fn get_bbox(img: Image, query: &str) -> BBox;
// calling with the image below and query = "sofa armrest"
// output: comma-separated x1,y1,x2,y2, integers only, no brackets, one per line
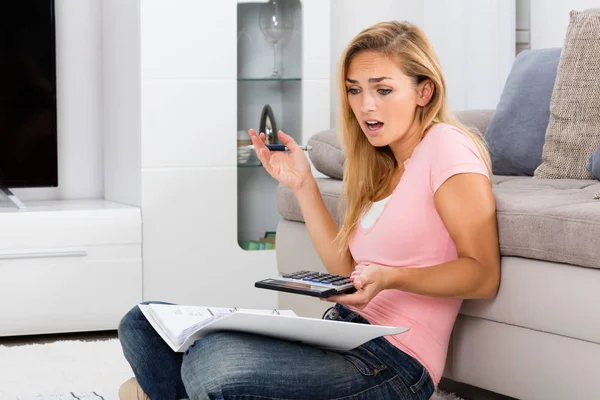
455,109,495,136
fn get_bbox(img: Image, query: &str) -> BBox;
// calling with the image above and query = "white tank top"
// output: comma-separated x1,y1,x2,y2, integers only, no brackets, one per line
360,195,392,229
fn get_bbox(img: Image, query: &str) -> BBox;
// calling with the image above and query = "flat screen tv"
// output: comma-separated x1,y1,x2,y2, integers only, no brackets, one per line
0,0,58,189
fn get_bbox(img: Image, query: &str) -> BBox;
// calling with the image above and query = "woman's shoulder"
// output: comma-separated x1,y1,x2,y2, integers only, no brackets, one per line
421,122,483,157
424,122,474,144
421,123,489,191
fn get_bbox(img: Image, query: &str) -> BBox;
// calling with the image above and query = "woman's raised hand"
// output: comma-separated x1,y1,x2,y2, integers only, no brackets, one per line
248,129,313,193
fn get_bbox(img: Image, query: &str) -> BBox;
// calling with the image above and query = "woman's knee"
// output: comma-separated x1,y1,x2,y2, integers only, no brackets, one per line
181,332,263,400
118,301,172,349
118,305,141,342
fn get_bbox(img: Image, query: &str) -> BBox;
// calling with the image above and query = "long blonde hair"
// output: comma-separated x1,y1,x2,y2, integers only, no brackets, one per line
334,21,492,253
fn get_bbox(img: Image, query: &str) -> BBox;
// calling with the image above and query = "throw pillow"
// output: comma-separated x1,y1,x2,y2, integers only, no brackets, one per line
307,128,345,180
592,146,600,199
588,145,600,181
534,10,600,179
484,48,561,176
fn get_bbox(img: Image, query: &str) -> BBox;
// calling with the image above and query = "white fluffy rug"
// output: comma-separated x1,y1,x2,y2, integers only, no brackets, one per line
0,339,132,400
0,338,462,400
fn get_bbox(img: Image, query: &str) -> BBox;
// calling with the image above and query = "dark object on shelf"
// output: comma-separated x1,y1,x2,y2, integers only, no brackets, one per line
259,104,278,144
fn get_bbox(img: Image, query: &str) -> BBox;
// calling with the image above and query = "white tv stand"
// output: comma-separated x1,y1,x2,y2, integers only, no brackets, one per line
0,188,27,210
0,199,142,336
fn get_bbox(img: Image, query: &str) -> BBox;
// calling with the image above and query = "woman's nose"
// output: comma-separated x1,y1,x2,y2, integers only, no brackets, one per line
360,94,376,113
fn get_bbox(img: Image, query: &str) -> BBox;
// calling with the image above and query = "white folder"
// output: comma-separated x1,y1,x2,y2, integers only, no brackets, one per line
139,304,408,353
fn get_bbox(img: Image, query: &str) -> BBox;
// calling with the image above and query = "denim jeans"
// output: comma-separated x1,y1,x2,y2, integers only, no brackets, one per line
118,301,434,400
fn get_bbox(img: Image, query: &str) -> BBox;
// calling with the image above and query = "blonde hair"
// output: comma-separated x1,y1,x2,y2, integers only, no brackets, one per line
334,20,492,253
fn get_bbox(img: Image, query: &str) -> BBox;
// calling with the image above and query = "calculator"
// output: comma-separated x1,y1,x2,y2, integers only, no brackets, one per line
255,270,357,298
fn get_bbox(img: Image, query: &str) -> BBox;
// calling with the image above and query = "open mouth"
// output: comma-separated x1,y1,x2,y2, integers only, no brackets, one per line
365,120,384,134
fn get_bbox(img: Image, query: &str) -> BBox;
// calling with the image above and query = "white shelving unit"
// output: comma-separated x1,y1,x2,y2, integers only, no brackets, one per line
103,0,331,309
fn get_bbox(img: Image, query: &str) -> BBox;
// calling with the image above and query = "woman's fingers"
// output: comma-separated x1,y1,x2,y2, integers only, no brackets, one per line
248,129,268,150
248,129,266,153
277,130,299,152
248,128,259,141
353,277,365,290
250,133,271,166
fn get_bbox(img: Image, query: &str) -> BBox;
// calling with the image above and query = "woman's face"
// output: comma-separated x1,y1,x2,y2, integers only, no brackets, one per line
345,51,431,149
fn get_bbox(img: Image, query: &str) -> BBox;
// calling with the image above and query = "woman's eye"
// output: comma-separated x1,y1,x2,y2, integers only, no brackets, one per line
378,89,392,95
347,88,360,95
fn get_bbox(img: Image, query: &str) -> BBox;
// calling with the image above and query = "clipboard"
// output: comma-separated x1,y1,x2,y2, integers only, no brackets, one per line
139,304,408,353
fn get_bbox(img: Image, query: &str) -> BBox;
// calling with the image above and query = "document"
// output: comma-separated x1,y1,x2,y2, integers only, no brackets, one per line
139,303,408,353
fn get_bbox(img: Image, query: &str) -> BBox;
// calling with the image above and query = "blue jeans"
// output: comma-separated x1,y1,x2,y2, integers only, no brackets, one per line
118,301,434,400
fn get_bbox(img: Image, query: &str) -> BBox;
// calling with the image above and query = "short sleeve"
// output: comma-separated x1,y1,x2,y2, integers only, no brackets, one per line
428,125,490,193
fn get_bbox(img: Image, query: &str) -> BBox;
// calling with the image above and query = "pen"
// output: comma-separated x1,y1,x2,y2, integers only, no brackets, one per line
246,144,313,151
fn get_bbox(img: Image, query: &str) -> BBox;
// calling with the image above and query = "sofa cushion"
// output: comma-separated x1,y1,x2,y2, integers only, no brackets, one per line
307,129,345,180
455,109,495,138
589,145,600,199
493,176,600,269
534,10,600,179
276,176,600,270
484,48,561,176
588,144,600,180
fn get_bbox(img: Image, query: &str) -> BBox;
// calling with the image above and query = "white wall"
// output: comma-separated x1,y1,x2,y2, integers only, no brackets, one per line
531,0,600,49
13,0,104,202
424,0,515,111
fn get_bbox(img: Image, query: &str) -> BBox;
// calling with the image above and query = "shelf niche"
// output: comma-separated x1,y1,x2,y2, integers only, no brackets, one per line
236,0,303,250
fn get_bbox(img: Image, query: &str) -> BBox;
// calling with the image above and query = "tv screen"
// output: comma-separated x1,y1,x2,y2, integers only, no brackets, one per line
0,0,58,188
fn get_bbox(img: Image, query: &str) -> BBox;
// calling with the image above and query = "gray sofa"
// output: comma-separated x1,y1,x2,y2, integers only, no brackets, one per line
274,108,600,400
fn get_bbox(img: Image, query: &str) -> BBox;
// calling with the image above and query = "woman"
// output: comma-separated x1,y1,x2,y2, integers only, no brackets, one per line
118,20,500,400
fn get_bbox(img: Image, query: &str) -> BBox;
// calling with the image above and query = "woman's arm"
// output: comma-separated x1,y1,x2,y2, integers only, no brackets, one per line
384,172,500,299
248,129,354,277
325,173,500,307
294,179,355,277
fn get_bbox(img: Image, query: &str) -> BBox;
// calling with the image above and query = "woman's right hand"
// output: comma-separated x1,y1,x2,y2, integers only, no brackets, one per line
248,129,314,194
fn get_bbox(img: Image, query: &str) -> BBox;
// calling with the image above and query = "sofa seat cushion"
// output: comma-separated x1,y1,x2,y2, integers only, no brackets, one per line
460,257,600,345
277,175,600,270
493,175,600,270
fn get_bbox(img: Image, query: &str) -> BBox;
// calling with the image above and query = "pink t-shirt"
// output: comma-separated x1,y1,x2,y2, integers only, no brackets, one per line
347,123,489,385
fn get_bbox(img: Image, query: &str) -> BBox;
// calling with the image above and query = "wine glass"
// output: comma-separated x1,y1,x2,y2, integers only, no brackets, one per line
259,0,294,78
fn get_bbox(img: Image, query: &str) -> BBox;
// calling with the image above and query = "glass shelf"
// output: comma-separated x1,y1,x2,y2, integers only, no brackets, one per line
237,77,301,82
